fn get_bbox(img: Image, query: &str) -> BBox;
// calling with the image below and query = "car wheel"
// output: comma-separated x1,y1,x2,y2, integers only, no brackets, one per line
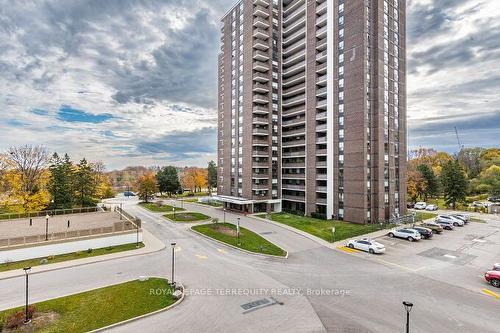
348,243,354,249
369,248,375,254
491,279,500,288
453,222,458,226
408,237,414,242
388,233,394,238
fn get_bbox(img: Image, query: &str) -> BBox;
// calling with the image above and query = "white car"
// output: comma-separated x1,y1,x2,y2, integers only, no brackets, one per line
388,228,422,242
451,214,469,224
436,214,464,226
346,238,386,254
425,204,438,211
414,202,427,210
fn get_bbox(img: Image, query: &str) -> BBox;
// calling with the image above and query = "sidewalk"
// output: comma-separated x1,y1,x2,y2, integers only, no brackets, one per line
0,229,165,280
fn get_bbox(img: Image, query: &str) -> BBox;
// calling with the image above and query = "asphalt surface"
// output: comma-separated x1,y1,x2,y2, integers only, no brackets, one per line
1,199,499,333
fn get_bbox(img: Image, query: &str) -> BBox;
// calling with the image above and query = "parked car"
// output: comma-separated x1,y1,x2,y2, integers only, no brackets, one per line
388,228,422,242
419,222,444,234
470,201,486,208
425,204,438,211
485,270,500,288
124,191,136,197
436,214,464,227
493,263,500,271
487,196,500,203
346,238,386,254
407,202,415,209
412,226,433,239
414,202,427,210
434,219,455,230
451,214,469,224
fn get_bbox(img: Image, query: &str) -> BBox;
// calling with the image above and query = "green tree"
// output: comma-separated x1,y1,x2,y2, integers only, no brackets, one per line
136,173,158,202
156,166,180,196
417,164,439,200
440,160,468,210
457,147,484,178
207,161,217,194
475,165,500,196
73,158,97,207
48,153,74,209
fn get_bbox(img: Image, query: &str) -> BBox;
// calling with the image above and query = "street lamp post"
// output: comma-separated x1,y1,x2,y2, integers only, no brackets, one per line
236,217,240,246
403,301,413,333
223,208,226,223
45,214,50,241
171,242,176,286
23,267,31,324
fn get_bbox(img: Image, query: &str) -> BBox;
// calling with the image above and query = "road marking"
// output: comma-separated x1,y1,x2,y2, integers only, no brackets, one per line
443,254,457,259
472,239,486,243
375,259,425,273
482,289,500,299
336,246,360,253
217,248,227,254
195,254,208,260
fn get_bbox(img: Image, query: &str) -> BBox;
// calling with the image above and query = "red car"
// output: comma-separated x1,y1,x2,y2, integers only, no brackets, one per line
485,269,500,288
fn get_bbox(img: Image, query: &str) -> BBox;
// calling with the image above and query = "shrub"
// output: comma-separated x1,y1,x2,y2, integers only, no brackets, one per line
4,305,36,329
86,248,93,253
311,212,327,220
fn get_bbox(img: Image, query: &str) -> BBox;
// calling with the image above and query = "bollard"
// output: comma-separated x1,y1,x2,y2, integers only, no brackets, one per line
29,218,32,226
67,220,70,228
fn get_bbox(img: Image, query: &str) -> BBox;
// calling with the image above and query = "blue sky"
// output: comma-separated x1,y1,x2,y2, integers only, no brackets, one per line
0,0,499,169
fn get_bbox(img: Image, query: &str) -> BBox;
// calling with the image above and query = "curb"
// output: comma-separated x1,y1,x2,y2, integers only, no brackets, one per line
189,226,288,259
0,233,166,281
162,214,213,224
89,278,185,333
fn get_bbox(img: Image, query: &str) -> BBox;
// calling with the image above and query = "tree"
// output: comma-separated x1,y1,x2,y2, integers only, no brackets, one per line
457,147,484,178
48,153,74,209
136,173,158,202
7,145,49,193
207,161,217,194
440,160,468,210
73,158,97,207
472,165,500,196
157,166,181,196
417,164,439,200
407,170,427,203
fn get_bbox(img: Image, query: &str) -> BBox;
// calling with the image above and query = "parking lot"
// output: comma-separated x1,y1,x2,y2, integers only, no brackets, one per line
340,212,500,299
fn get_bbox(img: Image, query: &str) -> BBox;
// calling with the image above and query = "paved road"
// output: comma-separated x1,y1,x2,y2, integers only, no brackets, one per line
1,199,499,332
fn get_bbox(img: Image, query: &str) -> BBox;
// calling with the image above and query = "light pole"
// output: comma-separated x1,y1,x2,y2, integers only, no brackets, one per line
223,208,226,223
45,214,49,241
171,242,176,286
403,301,413,333
23,267,31,324
236,217,240,246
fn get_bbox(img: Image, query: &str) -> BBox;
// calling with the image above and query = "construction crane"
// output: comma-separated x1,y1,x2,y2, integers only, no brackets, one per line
454,127,464,152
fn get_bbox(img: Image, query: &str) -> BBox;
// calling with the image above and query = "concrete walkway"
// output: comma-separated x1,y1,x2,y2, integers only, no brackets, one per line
0,229,165,280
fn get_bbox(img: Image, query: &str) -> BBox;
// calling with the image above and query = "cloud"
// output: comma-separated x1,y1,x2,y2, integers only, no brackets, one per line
57,105,114,123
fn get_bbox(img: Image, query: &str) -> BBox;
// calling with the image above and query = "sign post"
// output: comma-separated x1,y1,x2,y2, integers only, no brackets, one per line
332,227,336,243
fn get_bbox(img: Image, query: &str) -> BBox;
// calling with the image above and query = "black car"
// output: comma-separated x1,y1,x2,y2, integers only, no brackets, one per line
412,227,433,239
488,196,500,203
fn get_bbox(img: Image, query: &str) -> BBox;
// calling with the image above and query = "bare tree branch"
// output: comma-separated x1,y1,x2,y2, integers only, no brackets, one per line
7,145,49,193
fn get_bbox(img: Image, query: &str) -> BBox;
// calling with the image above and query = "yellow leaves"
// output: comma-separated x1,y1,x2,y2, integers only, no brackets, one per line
181,167,207,192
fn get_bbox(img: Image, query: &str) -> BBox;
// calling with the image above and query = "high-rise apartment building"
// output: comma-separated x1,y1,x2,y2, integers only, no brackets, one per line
217,0,406,224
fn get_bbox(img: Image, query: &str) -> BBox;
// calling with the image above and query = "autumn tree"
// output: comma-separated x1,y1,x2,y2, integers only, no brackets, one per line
471,165,500,196
457,147,484,178
407,170,427,203
181,167,208,193
440,160,468,210
136,173,158,202
7,145,49,193
417,164,439,200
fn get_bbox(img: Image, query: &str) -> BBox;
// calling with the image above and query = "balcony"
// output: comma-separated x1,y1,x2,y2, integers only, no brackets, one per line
316,124,327,132
282,127,306,137
253,50,269,62
282,116,305,126
316,136,327,144
252,150,269,157
316,37,327,51
282,161,305,168
316,12,327,27
283,26,306,46
282,150,306,157
316,173,327,180
252,183,269,190
316,197,327,204
316,149,328,155
316,74,327,86
253,60,269,72
253,116,269,124
316,111,327,120
282,104,305,116
316,62,327,75
283,139,306,147
252,138,269,146
253,27,269,40
316,1,327,15
252,161,269,167
252,173,269,179
253,17,269,29
253,82,269,93
252,127,269,135
282,94,306,108
316,160,327,167
316,50,327,63
282,184,306,191
282,194,305,202
253,106,269,114
284,0,305,16
253,94,269,104
253,40,269,51
283,16,305,36
316,186,327,192
283,61,306,77
253,72,269,83
316,87,327,97
283,83,305,97
316,98,327,109
254,5,269,18
282,71,306,88
282,173,306,179
316,25,327,38
254,0,269,7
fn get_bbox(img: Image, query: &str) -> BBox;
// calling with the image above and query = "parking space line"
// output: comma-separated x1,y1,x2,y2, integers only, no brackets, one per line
376,258,425,272
196,254,208,260
482,289,500,299
336,246,360,253
217,248,227,254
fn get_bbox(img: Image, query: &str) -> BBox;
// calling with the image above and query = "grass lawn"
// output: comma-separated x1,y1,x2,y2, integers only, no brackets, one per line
192,223,286,257
140,202,185,213
163,212,210,222
0,278,175,333
0,243,144,273
470,217,486,223
257,213,388,243
414,212,438,221
183,198,223,207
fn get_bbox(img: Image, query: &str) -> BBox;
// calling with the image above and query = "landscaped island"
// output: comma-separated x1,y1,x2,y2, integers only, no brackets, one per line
0,243,144,273
192,223,286,257
256,213,386,243
140,202,185,213
0,278,176,332
163,212,210,222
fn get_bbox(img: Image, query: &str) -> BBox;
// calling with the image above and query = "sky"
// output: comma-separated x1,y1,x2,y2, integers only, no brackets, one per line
0,0,499,170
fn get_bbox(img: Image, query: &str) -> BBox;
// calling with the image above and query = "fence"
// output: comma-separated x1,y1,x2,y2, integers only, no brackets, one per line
0,206,104,221
115,206,141,229
0,220,137,248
